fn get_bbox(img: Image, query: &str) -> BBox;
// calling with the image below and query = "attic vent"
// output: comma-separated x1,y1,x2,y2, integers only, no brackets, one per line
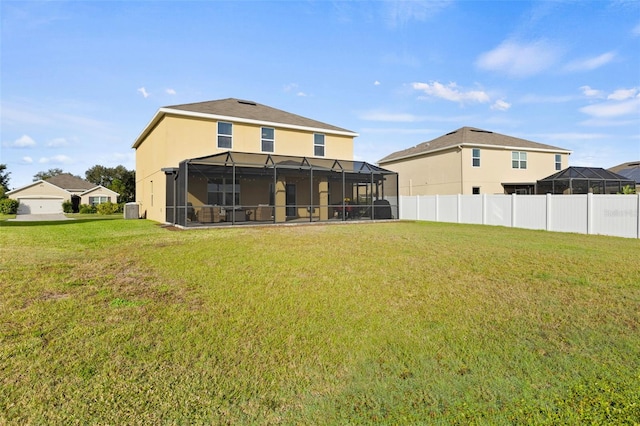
470,129,493,134
445,131,457,136
237,100,257,106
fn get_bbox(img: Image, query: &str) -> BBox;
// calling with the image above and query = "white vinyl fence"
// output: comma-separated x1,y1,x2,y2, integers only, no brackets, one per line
399,194,640,239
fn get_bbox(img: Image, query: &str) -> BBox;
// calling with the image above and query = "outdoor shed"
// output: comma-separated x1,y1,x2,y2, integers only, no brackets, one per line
536,166,635,194
164,151,398,227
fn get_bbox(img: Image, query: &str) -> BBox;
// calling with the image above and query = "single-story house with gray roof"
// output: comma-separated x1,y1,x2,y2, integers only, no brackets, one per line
7,173,119,214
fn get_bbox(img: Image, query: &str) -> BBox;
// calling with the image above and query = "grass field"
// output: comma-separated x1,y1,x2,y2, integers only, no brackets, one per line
1,217,639,424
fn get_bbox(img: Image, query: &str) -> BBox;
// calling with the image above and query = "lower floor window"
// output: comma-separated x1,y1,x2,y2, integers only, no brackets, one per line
89,196,110,205
208,178,240,205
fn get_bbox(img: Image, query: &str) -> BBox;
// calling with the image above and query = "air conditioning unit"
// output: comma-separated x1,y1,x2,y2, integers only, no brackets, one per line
124,202,139,219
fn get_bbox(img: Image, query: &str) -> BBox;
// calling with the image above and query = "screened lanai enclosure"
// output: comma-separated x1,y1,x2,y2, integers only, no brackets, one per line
536,166,635,195
163,152,399,227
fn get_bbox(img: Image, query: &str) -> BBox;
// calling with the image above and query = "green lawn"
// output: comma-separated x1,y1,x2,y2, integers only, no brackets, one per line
1,218,639,424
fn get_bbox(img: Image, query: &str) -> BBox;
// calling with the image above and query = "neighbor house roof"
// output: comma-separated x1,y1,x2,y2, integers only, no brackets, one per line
132,98,358,149
378,127,571,164
608,161,640,183
46,173,95,191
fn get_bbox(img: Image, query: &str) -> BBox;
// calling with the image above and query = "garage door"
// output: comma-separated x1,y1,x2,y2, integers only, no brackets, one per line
17,198,64,214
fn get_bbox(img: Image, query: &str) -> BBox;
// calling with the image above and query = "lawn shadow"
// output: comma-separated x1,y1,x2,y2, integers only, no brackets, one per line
0,216,125,227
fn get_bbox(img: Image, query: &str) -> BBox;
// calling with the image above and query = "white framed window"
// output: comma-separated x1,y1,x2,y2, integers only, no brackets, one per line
555,154,562,171
218,122,232,149
89,196,110,206
472,148,480,167
512,151,527,169
261,127,274,153
314,133,325,157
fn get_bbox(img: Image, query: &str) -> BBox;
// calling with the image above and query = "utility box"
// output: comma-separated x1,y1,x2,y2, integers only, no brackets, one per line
124,202,139,219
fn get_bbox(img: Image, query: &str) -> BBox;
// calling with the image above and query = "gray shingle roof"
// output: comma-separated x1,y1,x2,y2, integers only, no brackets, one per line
46,174,94,191
608,161,640,183
165,98,355,134
378,127,570,164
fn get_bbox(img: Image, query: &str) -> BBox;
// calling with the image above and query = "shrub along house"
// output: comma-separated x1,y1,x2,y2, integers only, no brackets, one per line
132,98,398,227
378,127,571,195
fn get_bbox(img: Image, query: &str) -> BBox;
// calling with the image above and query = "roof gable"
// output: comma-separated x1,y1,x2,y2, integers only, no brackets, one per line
133,98,358,149
6,179,71,196
378,127,571,164
46,173,95,191
81,185,120,197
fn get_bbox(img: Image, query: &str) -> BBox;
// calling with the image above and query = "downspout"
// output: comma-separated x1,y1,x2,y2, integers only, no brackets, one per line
459,145,464,194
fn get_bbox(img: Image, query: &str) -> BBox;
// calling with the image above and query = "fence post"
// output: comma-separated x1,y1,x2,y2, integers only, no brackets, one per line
511,193,517,228
637,193,640,239
457,194,461,223
546,193,552,232
435,194,439,222
482,194,487,225
416,195,420,221
587,193,593,235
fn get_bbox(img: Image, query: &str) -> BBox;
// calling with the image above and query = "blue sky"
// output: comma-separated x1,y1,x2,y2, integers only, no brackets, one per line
2,0,639,189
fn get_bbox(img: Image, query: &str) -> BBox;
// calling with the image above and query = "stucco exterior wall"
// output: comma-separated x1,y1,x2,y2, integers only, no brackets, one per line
381,148,463,196
135,114,355,223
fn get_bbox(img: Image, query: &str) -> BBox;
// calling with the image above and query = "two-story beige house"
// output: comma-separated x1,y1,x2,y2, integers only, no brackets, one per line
133,98,398,226
378,127,571,196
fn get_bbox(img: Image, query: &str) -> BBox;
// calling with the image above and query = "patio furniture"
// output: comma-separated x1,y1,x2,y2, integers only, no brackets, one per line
255,204,272,221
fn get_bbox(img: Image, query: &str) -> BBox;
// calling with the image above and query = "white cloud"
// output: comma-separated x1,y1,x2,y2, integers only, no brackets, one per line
580,98,640,118
580,85,604,98
374,81,381,86
39,154,72,164
476,39,561,78
284,83,298,92
411,81,490,104
607,87,638,101
564,51,616,72
633,22,640,36
491,99,511,111
22,156,33,164
5,134,36,148
296,92,308,97
46,137,69,147
137,87,150,98
166,88,176,95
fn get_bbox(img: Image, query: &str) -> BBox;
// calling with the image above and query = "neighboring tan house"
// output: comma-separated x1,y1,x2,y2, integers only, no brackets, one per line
7,173,119,214
378,127,571,196
608,161,640,192
132,98,398,226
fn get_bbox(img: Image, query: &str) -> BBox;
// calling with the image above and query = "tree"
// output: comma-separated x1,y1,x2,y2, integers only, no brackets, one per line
0,164,10,199
33,168,65,181
85,164,135,203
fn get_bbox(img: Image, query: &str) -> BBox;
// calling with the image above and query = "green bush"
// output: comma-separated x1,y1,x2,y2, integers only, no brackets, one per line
96,201,117,215
0,198,19,214
79,204,97,214
62,200,73,213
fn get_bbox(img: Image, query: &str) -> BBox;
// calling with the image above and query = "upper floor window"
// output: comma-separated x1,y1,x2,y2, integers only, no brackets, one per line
512,151,527,169
261,127,274,153
314,133,325,157
218,122,232,149
555,154,562,171
472,148,480,167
